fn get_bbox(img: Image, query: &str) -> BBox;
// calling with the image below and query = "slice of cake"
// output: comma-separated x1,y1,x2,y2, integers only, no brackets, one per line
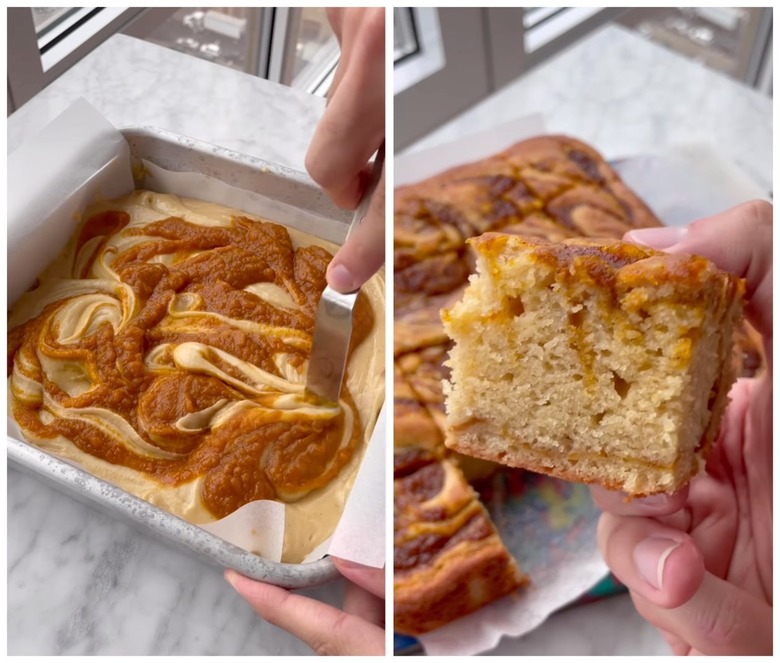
394,456,528,635
442,234,744,496
393,364,527,635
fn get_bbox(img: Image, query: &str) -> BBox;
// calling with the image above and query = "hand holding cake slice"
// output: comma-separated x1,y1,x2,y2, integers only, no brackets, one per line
442,233,745,496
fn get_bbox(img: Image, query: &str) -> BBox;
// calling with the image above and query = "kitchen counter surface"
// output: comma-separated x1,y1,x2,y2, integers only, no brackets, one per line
8,34,346,656
405,24,772,195
400,24,771,656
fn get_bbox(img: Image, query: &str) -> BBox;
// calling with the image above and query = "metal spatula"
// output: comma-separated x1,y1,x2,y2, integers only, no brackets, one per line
305,145,384,404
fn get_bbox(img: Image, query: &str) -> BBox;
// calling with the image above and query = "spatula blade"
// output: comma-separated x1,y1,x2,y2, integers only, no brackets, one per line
306,286,359,403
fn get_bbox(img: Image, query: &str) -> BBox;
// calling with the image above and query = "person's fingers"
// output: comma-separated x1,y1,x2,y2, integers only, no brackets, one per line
326,58,347,107
333,557,386,599
631,575,773,655
305,9,384,209
327,168,385,293
324,9,353,105
342,579,385,627
597,512,705,608
326,7,345,43
225,570,385,655
324,166,369,212
590,484,689,518
624,200,772,343
599,512,773,654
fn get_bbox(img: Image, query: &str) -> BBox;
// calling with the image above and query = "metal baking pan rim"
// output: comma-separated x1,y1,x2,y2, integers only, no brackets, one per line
7,125,363,588
8,436,339,588
122,125,313,184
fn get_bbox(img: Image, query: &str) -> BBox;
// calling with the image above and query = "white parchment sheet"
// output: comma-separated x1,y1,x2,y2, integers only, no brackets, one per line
7,99,385,570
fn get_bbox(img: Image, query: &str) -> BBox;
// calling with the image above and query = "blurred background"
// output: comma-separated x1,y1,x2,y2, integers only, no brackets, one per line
395,7,773,148
8,7,339,114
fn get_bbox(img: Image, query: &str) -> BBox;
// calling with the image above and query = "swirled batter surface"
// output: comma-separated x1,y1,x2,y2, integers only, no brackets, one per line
8,191,384,560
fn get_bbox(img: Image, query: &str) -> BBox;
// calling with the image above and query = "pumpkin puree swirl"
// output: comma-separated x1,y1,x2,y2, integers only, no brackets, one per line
8,191,377,521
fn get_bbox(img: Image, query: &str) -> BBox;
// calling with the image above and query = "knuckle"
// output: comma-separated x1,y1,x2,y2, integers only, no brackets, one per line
744,199,773,233
305,150,340,191
311,640,341,657
256,590,292,630
745,198,772,218
310,612,351,656
695,592,742,647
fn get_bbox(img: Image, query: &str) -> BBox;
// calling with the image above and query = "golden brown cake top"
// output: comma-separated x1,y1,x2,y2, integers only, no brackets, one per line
393,135,663,317
468,233,744,305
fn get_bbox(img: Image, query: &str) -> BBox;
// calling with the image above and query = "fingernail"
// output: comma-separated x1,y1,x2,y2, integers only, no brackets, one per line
634,537,682,590
224,569,240,589
626,227,688,249
328,263,357,293
332,556,354,567
332,556,366,571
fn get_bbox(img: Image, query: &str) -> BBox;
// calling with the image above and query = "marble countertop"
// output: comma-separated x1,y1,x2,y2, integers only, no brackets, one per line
8,34,342,657
405,24,772,195
400,24,771,657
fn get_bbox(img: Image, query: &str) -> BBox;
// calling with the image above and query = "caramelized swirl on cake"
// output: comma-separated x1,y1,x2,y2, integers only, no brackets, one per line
9,191,375,520
394,136,661,313
394,456,526,635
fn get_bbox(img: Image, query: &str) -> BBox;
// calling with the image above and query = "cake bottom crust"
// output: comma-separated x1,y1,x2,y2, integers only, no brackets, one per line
447,421,704,496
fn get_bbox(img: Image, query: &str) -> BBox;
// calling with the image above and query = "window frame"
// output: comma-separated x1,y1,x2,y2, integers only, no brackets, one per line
7,7,179,112
266,7,339,95
394,7,625,151
8,7,344,113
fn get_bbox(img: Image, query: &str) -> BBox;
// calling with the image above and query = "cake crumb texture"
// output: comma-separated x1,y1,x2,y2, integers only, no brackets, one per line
443,234,744,495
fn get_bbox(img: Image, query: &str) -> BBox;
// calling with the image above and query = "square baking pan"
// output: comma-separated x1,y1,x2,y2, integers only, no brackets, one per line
7,126,366,589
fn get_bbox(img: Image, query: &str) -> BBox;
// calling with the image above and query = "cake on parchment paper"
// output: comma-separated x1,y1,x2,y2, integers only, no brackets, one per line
393,135,759,636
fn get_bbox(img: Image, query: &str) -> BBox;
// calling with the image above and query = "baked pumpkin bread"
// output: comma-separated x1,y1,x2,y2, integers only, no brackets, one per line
393,135,760,634
394,453,527,636
442,234,744,495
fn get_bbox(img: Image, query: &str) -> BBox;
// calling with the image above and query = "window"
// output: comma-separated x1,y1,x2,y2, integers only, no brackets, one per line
8,7,340,114
144,8,264,74
32,7,79,35
393,7,445,96
394,8,419,64
140,6,337,92
522,7,606,53
8,7,161,110
617,7,773,90
394,8,624,150
270,7,339,95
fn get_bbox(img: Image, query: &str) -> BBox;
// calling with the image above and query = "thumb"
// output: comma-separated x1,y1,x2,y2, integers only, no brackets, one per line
327,169,385,293
632,573,773,655
598,513,772,655
333,557,385,598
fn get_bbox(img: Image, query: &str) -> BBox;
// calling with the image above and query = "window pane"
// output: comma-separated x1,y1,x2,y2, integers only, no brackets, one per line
394,8,419,63
287,8,338,92
617,7,764,80
32,7,79,37
144,8,263,74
